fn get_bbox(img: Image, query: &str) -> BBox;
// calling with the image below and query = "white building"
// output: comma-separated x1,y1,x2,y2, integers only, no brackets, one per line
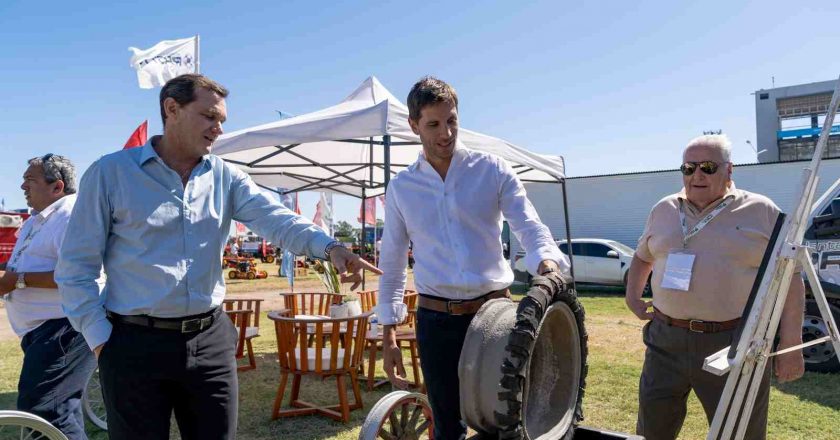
511,158,840,260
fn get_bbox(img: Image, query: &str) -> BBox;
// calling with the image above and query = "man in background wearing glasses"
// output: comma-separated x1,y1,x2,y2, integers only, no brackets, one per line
0,154,96,440
624,134,805,440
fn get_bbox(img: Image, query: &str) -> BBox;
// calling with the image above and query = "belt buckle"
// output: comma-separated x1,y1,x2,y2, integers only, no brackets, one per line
181,315,213,333
688,319,706,333
447,300,465,315
181,318,198,333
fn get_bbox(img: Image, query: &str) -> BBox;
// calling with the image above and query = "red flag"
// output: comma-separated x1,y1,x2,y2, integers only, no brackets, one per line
358,198,376,225
235,221,246,234
123,120,148,149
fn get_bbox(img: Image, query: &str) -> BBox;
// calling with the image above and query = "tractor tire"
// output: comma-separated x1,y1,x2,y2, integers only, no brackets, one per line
265,255,275,264
499,275,587,440
246,271,256,280
228,270,238,279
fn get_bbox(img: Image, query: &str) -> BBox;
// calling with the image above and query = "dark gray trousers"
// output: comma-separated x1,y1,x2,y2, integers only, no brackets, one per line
637,319,770,440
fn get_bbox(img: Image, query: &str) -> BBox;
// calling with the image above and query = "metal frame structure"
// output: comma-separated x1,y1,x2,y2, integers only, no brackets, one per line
703,75,840,440
223,135,577,288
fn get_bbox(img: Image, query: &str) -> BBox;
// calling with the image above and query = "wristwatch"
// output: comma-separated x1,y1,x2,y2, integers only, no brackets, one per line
324,241,343,260
15,273,26,290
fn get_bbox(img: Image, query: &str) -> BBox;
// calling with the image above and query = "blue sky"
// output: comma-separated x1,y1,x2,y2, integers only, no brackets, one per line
1,1,839,225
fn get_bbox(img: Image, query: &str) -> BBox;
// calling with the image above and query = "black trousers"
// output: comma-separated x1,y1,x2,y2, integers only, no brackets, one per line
416,307,475,440
18,318,96,440
98,309,240,440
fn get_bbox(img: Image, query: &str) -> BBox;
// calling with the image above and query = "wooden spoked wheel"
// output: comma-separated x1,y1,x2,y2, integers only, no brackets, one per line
358,391,434,440
0,410,69,440
82,368,108,431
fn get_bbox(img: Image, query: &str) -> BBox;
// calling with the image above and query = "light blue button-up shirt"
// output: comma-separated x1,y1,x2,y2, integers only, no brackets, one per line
56,138,334,349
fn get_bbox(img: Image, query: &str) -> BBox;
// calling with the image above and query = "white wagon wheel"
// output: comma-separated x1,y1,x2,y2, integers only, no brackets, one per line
359,390,434,440
0,410,69,440
82,368,108,431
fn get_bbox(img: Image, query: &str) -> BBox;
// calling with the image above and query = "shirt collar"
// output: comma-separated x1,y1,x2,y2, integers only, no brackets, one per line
35,194,75,221
412,139,468,173
139,135,210,168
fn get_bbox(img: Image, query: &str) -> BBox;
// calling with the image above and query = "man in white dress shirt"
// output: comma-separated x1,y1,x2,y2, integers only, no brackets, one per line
0,154,96,440
377,77,570,439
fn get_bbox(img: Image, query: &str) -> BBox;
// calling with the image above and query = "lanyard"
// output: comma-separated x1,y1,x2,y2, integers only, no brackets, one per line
7,218,43,272
678,196,733,248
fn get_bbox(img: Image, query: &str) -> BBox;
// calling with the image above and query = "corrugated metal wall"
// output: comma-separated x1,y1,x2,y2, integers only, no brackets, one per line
510,159,840,261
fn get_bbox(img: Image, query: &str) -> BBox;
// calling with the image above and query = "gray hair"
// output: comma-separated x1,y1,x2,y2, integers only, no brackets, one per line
684,134,732,163
28,154,77,195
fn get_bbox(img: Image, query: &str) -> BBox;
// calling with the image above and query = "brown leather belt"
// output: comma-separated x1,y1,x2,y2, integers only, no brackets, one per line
654,308,740,334
418,289,511,316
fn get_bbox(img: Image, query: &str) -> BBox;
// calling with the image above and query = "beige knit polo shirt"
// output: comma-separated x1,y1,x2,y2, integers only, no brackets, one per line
635,182,791,321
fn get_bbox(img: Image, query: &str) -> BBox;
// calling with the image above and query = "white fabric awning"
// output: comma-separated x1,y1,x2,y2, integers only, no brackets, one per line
213,77,565,198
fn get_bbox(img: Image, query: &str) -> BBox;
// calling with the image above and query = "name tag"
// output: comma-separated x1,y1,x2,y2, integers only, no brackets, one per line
661,252,695,291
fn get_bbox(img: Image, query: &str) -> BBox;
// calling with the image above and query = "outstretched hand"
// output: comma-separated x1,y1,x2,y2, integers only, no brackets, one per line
329,246,383,290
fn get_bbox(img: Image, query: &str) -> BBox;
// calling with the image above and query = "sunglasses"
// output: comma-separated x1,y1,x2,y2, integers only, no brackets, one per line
680,161,724,176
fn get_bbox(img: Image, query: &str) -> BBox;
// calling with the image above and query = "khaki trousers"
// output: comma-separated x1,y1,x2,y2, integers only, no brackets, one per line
637,319,770,440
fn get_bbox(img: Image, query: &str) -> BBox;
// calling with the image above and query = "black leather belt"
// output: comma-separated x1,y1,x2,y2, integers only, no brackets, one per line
107,307,220,333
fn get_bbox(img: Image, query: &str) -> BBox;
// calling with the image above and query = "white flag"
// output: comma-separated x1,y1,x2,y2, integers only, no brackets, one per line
128,37,197,89
313,192,334,236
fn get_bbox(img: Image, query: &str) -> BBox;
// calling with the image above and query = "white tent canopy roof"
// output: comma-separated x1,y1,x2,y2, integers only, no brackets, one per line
213,76,565,198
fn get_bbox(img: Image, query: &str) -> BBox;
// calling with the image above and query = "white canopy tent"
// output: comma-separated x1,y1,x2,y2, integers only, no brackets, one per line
213,76,566,199
212,76,576,281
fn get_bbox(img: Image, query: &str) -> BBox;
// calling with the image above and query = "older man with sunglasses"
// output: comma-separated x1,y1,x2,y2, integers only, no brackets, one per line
625,134,805,440
0,154,96,440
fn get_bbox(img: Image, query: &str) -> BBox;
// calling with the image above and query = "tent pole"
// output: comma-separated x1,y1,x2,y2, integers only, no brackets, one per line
361,188,367,290
561,179,576,289
383,135,391,190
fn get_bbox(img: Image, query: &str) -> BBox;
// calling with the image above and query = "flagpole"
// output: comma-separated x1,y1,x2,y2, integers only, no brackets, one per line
194,34,200,74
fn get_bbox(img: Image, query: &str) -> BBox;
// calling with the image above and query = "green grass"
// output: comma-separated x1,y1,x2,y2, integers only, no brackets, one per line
1,294,838,439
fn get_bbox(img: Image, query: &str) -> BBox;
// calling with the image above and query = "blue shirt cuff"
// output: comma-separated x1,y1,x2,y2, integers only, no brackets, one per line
83,318,113,351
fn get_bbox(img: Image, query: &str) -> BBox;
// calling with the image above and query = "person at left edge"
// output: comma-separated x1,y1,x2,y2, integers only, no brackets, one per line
0,154,96,440
56,73,381,440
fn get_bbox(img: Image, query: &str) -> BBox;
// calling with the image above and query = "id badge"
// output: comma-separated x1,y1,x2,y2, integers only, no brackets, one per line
661,250,695,291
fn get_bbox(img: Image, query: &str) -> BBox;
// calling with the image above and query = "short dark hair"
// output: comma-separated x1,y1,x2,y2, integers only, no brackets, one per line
159,74,229,127
407,76,458,121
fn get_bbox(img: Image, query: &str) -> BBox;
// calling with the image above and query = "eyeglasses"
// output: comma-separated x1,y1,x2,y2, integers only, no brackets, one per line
680,161,724,176
41,153,55,163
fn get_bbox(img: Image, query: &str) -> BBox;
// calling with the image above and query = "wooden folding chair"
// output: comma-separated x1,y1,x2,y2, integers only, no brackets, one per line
269,311,372,423
223,298,264,371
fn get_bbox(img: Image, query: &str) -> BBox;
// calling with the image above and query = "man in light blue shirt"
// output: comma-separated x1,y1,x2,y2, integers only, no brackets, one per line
56,73,379,440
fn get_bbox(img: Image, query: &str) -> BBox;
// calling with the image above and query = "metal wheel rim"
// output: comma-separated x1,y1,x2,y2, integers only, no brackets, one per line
802,314,835,363
0,410,69,440
358,391,434,440
82,368,108,431
522,302,581,440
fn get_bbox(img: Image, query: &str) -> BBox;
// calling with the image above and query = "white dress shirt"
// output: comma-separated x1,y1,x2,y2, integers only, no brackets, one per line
376,143,569,325
4,195,75,337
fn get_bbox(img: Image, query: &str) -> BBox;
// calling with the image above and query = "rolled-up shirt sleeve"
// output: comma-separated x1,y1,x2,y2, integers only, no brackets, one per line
497,158,570,276
229,167,334,259
56,161,113,350
635,207,656,263
376,188,408,325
